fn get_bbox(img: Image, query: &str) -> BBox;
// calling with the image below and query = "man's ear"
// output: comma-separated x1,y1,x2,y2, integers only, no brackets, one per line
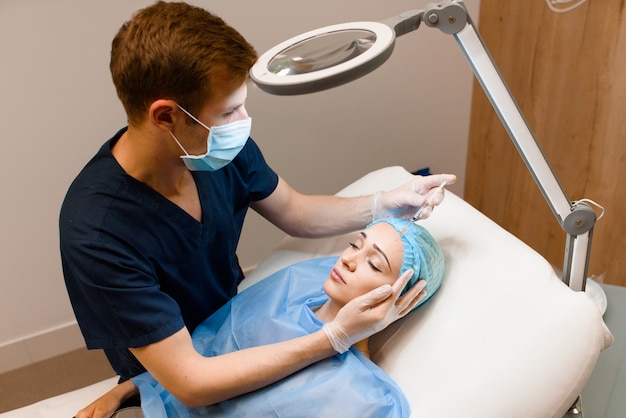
149,100,178,131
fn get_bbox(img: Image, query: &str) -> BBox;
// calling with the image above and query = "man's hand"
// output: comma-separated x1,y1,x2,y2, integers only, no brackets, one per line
371,173,457,221
323,270,427,353
74,380,138,418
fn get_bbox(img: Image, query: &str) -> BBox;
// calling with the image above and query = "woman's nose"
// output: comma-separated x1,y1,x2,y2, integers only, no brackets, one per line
340,253,357,272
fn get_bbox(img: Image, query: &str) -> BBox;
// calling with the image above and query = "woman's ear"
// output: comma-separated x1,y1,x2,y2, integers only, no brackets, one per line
149,100,177,132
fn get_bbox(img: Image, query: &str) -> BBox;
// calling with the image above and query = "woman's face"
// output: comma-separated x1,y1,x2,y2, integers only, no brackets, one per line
324,222,404,307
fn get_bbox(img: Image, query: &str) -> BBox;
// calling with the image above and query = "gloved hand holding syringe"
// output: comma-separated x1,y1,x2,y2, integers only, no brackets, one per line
371,174,456,221
411,180,447,222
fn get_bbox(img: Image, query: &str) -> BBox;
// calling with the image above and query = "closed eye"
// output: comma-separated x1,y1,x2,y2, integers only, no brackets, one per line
349,242,358,249
368,260,382,272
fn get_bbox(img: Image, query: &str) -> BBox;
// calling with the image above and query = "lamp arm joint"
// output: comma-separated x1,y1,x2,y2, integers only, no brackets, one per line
562,203,597,236
423,0,469,34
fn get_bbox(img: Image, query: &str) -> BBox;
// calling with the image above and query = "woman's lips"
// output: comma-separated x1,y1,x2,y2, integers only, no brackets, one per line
331,267,346,284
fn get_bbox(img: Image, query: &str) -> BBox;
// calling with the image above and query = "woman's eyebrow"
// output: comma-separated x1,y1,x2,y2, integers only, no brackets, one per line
361,232,391,270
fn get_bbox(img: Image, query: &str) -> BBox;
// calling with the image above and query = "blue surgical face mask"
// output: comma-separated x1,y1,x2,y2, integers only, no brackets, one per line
169,104,251,171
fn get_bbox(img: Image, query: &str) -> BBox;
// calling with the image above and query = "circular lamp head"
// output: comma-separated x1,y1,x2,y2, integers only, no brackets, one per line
251,21,395,95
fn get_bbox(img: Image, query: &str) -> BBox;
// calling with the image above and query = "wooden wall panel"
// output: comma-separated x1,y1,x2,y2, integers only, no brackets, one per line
465,0,626,286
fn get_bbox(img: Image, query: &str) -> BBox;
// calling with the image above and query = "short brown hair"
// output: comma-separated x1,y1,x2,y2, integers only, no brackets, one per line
110,1,257,126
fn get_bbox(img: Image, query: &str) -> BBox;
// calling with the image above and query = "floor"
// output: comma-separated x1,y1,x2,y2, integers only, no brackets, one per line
0,348,116,413
578,284,626,418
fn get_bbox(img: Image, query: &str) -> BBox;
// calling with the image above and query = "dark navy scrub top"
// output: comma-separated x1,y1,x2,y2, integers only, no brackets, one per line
59,127,279,380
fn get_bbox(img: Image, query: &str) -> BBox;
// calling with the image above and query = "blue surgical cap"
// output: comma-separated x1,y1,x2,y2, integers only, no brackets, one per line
367,217,445,309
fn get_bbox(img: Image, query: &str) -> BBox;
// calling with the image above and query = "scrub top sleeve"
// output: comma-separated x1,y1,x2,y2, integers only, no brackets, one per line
63,237,185,350
238,138,279,201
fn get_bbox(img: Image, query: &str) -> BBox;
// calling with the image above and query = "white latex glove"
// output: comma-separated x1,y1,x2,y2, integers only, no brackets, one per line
371,173,457,221
322,270,427,353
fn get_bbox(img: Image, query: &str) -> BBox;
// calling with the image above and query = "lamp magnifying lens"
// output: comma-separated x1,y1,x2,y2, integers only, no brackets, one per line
251,22,395,95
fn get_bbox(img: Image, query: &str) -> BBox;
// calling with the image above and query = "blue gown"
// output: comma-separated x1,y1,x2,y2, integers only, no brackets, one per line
132,257,410,417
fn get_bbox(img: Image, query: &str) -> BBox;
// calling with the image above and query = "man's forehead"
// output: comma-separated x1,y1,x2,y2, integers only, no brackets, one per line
214,83,248,107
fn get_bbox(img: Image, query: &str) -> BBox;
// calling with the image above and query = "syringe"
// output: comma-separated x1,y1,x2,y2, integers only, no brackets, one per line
411,180,447,222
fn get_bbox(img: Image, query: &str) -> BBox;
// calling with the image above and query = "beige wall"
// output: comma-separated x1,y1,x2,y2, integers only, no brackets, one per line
0,0,479,371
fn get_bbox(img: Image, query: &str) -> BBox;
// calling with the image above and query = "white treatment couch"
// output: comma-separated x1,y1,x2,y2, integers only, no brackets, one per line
2,166,612,418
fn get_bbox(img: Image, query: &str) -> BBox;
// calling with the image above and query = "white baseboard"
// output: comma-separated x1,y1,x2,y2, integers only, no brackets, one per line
0,266,262,375
0,322,86,374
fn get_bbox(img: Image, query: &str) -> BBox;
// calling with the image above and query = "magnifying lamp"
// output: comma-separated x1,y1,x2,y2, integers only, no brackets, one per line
251,0,598,292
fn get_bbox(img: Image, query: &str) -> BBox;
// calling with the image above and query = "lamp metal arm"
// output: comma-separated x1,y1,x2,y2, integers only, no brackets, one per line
424,0,574,222
419,0,597,290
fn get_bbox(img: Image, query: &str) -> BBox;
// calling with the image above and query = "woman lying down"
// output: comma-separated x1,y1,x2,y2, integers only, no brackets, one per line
133,217,445,417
